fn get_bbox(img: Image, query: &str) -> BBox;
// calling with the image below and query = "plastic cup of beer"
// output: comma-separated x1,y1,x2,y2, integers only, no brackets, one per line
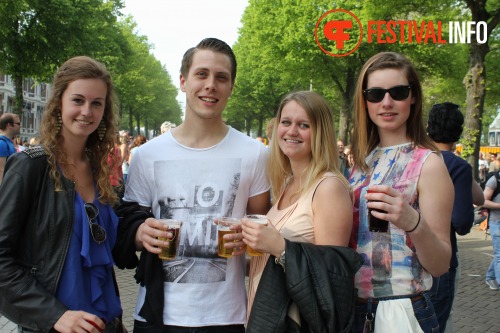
158,219,182,260
245,214,269,256
367,189,389,232
216,217,241,258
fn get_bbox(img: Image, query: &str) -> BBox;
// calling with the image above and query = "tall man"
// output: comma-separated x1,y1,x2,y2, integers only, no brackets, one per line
427,102,483,333
0,113,21,184
113,38,271,332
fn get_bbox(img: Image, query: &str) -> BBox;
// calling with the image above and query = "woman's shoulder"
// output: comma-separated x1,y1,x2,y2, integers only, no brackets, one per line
315,173,351,199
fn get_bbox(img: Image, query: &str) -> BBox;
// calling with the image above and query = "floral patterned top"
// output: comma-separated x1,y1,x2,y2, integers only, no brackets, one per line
349,142,434,298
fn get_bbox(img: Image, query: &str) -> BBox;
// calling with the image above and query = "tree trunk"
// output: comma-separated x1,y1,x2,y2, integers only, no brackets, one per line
257,115,264,137
462,0,500,180
338,111,348,144
14,75,23,116
463,58,486,180
128,107,133,135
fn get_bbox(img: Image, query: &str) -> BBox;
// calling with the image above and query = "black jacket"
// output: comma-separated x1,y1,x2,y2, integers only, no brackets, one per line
246,240,363,333
112,201,162,325
0,147,75,331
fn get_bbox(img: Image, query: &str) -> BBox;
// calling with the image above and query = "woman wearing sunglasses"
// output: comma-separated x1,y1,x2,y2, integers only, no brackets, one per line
348,52,453,333
0,56,123,333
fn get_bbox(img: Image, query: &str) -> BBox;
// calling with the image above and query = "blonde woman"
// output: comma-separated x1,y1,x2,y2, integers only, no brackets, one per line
243,91,361,332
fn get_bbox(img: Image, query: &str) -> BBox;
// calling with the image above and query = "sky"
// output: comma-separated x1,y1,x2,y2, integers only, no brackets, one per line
121,0,249,109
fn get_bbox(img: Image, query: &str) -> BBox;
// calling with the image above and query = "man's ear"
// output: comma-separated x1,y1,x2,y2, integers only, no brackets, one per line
180,74,186,92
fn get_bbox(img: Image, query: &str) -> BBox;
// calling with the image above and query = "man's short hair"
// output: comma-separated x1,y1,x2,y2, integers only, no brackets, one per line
0,113,16,131
180,38,237,83
427,102,464,144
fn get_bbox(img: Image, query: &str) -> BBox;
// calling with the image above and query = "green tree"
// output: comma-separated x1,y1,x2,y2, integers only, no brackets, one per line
460,0,500,179
231,0,471,143
0,0,124,115
114,18,181,138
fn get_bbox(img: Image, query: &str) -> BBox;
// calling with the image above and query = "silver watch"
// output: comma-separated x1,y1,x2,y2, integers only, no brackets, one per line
275,250,285,271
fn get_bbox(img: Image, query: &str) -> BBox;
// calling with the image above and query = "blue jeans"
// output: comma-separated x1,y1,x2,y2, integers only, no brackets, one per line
133,320,245,333
486,221,500,285
353,292,439,333
430,266,457,333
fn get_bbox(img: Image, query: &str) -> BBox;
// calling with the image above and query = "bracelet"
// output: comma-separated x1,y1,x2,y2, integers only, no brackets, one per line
406,211,421,233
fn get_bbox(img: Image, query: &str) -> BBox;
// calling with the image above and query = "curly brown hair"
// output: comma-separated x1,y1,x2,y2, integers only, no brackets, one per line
40,56,118,205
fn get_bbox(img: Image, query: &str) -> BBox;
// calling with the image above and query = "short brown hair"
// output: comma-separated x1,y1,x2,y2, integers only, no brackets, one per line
180,38,237,83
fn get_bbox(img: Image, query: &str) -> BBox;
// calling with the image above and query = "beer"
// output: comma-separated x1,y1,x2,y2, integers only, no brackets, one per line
218,229,236,258
216,217,240,258
158,220,182,260
245,214,268,256
367,189,389,232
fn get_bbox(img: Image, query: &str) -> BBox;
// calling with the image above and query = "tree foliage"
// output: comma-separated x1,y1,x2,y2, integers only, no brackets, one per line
230,0,498,156
113,18,181,137
0,1,181,137
0,0,125,114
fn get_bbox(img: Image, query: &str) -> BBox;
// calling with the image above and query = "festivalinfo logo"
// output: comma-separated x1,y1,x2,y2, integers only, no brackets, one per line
315,9,488,57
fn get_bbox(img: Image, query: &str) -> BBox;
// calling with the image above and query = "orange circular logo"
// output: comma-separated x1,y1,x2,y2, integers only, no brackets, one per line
315,9,363,57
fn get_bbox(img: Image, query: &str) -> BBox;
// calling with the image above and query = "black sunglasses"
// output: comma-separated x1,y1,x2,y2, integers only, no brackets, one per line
84,203,107,244
363,85,412,103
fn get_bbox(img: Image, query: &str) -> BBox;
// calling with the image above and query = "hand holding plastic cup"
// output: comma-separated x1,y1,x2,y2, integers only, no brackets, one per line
244,214,269,256
158,219,182,260
216,217,241,258
366,189,389,232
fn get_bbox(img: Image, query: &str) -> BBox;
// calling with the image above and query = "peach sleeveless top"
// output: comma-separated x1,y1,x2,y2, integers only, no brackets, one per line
247,172,351,319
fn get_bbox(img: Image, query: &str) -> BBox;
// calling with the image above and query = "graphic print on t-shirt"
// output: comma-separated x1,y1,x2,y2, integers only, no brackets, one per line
154,158,241,284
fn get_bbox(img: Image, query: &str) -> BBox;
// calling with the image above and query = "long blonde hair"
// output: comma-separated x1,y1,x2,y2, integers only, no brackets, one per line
351,52,438,172
268,91,349,201
40,56,118,205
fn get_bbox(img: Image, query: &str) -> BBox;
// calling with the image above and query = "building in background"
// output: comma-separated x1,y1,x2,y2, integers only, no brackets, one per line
488,109,500,147
0,71,50,143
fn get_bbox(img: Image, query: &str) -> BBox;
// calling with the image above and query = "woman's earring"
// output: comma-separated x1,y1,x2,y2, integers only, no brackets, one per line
56,112,62,132
97,121,106,141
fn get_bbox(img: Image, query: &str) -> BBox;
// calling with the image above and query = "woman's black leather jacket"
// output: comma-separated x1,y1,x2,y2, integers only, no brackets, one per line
0,147,75,332
246,240,364,333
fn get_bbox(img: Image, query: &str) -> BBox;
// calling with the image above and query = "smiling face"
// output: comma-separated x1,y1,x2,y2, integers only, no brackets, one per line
59,78,107,141
277,100,312,163
366,68,414,138
180,49,234,121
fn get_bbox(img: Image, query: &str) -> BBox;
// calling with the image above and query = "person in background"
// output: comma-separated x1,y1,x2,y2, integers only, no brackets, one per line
128,134,147,166
30,136,41,146
243,91,360,332
112,38,270,333
489,153,498,172
427,102,483,333
479,151,489,187
349,52,453,333
160,121,176,135
108,132,124,206
13,136,26,152
0,56,124,332
482,156,500,293
0,112,20,184
119,131,130,184
344,144,355,173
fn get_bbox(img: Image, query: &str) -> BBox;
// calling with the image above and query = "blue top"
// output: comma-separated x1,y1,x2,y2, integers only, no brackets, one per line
441,150,474,268
55,192,122,321
0,135,16,158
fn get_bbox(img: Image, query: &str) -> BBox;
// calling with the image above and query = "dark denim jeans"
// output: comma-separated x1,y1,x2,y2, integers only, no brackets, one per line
352,291,439,333
430,266,457,333
133,320,245,333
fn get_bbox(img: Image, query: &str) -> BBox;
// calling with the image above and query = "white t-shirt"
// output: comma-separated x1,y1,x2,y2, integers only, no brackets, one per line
124,127,270,326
